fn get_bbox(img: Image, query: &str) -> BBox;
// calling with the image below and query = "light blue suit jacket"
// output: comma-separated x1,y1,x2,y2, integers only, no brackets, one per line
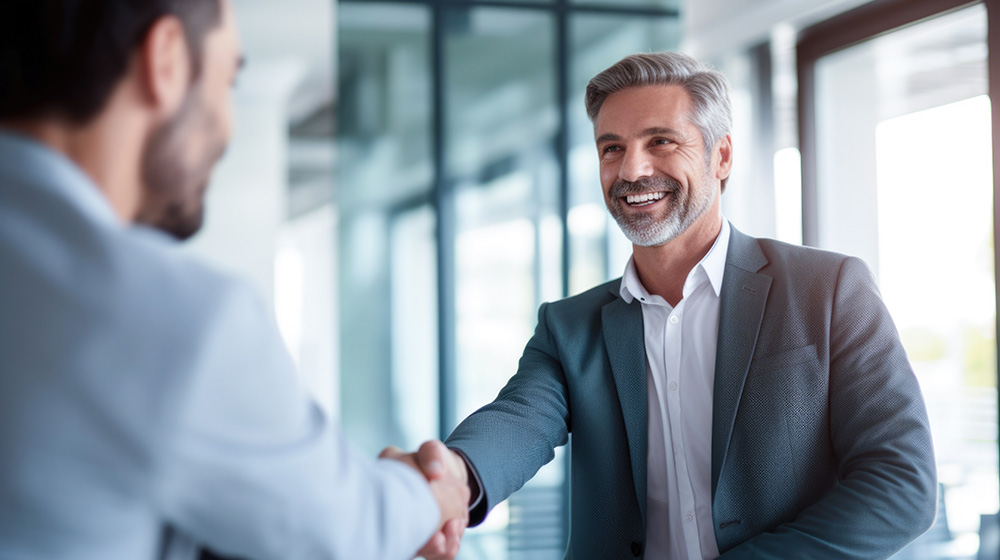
448,225,937,558
0,132,438,560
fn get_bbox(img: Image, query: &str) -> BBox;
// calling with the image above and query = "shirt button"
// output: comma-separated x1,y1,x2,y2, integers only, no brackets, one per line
669,315,679,324
668,381,678,391
686,513,694,522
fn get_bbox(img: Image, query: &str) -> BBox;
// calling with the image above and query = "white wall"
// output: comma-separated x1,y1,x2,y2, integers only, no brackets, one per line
684,0,872,59
181,0,339,412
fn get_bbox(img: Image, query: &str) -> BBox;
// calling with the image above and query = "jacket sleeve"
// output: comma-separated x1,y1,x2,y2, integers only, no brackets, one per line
445,302,571,526
718,256,937,559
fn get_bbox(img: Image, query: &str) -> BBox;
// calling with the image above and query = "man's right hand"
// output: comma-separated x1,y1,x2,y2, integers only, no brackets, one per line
379,441,470,560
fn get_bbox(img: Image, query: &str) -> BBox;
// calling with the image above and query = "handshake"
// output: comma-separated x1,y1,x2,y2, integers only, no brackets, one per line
380,441,473,560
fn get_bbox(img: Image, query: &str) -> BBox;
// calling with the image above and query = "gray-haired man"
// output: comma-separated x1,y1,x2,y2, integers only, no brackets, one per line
406,51,936,559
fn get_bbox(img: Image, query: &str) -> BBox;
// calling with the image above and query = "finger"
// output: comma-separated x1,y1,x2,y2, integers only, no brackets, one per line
416,440,449,479
379,445,404,459
442,518,465,557
416,531,446,559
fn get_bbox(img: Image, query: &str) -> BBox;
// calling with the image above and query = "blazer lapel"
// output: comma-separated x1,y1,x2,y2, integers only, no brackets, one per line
602,290,648,526
711,227,771,500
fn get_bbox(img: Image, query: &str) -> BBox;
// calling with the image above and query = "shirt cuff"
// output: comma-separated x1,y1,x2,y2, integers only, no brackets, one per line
449,447,483,512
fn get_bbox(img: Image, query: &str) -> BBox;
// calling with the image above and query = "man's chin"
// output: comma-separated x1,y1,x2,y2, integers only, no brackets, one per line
143,203,205,241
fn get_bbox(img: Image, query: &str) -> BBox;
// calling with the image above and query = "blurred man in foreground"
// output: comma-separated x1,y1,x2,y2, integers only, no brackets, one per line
407,52,937,559
0,1,467,558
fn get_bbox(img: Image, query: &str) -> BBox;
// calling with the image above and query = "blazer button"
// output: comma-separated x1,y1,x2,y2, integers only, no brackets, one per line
631,541,642,557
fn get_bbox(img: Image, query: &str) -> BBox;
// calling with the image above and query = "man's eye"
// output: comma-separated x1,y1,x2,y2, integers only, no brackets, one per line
653,138,674,145
602,145,622,154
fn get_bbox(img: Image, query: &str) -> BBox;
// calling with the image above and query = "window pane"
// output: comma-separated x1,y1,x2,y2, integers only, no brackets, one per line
444,8,564,559
814,6,996,558
445,5,560,432
337,3,436,453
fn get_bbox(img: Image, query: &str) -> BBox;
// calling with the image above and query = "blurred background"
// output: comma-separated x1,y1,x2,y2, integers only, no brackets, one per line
187,0,999,557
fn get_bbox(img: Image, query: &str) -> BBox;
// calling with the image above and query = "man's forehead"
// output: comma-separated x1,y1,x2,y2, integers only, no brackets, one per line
594,84,695,137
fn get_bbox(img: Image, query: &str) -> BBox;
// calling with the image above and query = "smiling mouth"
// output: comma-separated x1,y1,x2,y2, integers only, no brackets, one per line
624,191,667,206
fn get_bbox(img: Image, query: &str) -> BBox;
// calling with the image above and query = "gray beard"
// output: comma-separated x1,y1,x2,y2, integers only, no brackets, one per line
607,175,717,247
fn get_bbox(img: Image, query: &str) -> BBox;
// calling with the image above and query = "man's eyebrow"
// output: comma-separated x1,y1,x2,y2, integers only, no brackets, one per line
642,127,683,137
595,127,685,144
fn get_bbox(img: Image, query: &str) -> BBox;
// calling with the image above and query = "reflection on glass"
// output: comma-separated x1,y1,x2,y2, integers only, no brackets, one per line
337,3,435,453
391,206,439,450
445,5,559,439
568,15,680,293
572,0,679,11
815,5,996,558
444,8,563,559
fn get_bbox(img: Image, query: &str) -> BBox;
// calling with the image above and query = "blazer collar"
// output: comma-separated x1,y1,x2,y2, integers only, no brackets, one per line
602,294,648,527
711,226,772,498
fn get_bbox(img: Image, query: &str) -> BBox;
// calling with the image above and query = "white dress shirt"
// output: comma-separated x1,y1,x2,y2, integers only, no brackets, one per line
619,220,730,559
0,131,439,560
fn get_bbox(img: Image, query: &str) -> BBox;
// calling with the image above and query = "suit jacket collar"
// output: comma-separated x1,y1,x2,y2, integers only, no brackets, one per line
602,295,648,526
602,223,772,526
711,226,771,498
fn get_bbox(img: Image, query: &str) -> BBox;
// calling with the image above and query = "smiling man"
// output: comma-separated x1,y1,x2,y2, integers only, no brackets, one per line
409,52,938,559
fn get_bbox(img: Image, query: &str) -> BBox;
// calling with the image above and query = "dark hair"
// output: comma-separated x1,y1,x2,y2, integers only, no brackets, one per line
0,0,223,124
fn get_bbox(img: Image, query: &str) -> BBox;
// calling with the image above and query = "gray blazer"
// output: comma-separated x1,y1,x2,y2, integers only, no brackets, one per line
447,225,937,559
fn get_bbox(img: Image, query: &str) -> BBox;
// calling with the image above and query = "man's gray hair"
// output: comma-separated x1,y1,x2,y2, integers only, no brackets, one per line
585,52,733,155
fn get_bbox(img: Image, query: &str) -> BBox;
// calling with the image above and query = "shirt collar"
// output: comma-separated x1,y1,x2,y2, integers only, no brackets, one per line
619,219,731,304
0,130,121,228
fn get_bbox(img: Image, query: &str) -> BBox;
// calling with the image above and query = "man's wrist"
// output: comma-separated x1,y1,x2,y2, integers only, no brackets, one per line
449,447,483,510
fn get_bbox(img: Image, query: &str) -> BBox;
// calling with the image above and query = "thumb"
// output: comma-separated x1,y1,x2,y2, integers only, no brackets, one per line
379,445,404,459
416,440,449,480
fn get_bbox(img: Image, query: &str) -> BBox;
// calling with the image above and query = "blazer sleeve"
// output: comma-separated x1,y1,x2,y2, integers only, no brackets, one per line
155,282,439,560
445,302,572,526
718,256,937,559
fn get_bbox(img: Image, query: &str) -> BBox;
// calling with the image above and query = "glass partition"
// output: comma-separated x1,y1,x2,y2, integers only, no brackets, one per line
337,2,435,452
337,2,682,558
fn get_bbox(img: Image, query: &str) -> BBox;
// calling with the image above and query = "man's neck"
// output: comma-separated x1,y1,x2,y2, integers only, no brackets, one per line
1,109,146,225
632,211,723,307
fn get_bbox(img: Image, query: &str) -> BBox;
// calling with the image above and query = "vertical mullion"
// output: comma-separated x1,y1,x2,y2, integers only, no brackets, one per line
432,2,457,439
555,0,573,552
987,0,1000,513
557,2,571,301
796,49,819,247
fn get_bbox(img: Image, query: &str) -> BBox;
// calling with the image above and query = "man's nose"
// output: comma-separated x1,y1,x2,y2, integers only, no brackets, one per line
619,149,654,183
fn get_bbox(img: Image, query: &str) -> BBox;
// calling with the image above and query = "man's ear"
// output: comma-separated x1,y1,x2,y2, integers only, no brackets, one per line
714,134,733,182
136,15,192,116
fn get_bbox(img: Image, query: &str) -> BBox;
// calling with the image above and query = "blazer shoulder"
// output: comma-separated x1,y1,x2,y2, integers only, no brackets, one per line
549,277,621,311
539,278,624,328
755,237,858,276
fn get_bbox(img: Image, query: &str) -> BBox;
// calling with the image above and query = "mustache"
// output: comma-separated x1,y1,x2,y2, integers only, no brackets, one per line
609,176,682,199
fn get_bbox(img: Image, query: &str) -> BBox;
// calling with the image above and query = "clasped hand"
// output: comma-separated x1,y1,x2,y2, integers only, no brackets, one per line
380,441,470,560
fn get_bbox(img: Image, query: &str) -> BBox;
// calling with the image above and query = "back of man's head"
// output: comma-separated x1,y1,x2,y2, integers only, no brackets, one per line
0,0,223,125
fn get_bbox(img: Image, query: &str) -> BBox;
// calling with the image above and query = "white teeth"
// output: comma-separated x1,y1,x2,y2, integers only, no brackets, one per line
626,191,666,204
